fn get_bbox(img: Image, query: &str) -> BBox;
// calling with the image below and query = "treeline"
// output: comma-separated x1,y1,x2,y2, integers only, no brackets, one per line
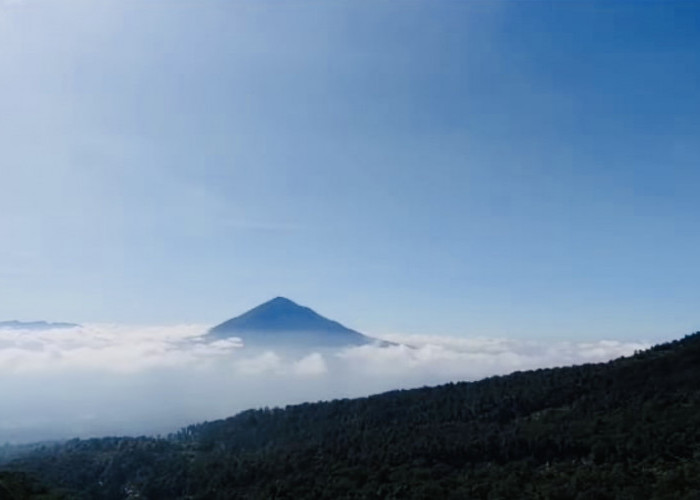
2,332,700,499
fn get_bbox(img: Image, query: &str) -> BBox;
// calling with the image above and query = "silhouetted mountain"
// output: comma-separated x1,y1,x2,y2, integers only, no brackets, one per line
0,321,80,331
4,331,700,498
206,297,380,348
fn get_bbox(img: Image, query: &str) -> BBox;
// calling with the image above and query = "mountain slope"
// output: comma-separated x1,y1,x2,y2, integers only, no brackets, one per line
206,297,374,347
0,321,79,330
4,332,700,498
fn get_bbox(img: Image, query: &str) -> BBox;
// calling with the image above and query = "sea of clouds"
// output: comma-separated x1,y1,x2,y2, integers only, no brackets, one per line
0,324,649,443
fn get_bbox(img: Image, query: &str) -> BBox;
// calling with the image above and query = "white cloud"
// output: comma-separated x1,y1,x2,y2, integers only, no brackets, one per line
0,324,208,374
234,351,284,375
337,334,649,382
0,324,649,443
293,352,328,376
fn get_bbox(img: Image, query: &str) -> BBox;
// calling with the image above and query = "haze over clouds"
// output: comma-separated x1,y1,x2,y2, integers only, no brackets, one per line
0,324,648,444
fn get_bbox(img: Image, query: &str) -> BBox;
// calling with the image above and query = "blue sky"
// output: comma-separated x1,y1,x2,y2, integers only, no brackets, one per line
1,1,699,341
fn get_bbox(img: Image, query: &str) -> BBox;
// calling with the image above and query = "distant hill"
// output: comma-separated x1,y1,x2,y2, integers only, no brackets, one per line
206,297,380,348
4,331,700,498
0,321,80,331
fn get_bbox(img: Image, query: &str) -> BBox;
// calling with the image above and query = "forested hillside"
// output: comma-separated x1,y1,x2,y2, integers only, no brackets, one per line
2,332,700,499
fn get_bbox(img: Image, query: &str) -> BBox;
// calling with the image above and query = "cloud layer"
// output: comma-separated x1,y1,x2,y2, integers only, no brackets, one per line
0,324,649,443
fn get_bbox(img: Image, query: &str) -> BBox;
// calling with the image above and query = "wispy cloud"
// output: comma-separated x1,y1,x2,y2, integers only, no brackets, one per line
0,324,648,443
334,334,649,395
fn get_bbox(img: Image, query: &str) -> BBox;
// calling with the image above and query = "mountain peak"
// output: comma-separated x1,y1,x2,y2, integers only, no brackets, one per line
259,296,304,311
206,298,373,348
268,296,296,305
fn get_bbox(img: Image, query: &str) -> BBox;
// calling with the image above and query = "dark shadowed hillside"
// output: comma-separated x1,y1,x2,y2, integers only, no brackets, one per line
3,332,700,499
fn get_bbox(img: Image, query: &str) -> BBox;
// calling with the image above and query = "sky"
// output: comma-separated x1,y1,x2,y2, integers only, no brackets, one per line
1,0,699,342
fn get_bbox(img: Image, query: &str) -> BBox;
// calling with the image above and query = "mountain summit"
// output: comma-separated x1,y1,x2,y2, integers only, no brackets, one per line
206,297,376,348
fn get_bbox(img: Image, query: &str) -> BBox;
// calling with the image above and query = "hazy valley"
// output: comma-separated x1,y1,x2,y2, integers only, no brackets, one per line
0,298,646,445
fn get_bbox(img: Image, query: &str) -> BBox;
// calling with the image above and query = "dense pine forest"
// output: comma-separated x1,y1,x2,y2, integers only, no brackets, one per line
2,332,700,499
